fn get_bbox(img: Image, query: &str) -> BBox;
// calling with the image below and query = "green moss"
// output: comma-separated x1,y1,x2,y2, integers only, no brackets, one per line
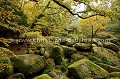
10,54,45,75
97,63,120,72
0,38,9,47
91,47,120,66
62,46,76,58
70,54,87,64
74,43,91,52
0,47,15,57
102,42,119,52
110,72,120,78
59,58,68,72
48,45,64,65
8,73,25,79
0,57,13,77
68,59,109,79
43,65,54,74
21,32,42,38
33,74,52,79
65,41,75,47
84,78,94,79
108,77,120,79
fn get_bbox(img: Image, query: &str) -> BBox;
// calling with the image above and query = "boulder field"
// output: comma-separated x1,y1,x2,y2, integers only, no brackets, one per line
0,41,120,79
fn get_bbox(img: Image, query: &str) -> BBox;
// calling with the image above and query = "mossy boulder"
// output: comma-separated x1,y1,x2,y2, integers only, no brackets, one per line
8,73,25,79
43,65,56,78
44,69,62,78
0,57,13,78
90,47,120,66
62,46,76,58
48,45,64,65
65,41,75,47
60,39,75,47
53,75,69,79
74,43,92,52
97,63,120,72
46,58,55,67
92,39,103,47
84,78,94,79
70,54,87,64
10,54,45,75
109,78,120,79
110,72,120,78
44,68,69,79
33,74,52,79
68,59,109,79
102,42,119,52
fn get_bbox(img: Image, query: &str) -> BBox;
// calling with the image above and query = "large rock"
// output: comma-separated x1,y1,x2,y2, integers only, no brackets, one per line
44,68,69,79
48,45,64,65
90,47,120,66
97,63,120,72
111,77,120,79
60,39,75,47
110,72,120,78
0,57,13,78
90,38,103,47
70,54,87,64
102,42,119,52
68,59,109,79
10,54,45,75
33,74,52,79
62,46,76,58
74,43,92,52
8,73,25,79
53,75,69,79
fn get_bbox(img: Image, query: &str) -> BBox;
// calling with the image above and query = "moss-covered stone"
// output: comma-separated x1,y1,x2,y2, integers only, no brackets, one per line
10,54,45,75
48,45,64,65
102,42,119,52
68,59,109,79
65,41,75,47
97,63,120,72
60,39,75,47
109,78,120,79
33,74,52,79
74,43,92,52
43,51,50,59
70,54,87,64
43,59,56,77
92,39,103,47
84,78,94,79
53,75,69,79
8,73,25,79
0,57,13,78
44,68,69,79
43,65,56,77
110,72,120,78
46,69,62,78
91,47,120,66
62,46,76,58
46,58,55,67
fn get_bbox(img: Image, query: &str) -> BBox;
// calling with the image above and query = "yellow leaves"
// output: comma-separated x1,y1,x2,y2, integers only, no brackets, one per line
79,16,110,31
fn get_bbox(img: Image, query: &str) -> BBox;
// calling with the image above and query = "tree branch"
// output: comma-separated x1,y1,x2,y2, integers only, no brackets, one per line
52,0,105,19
